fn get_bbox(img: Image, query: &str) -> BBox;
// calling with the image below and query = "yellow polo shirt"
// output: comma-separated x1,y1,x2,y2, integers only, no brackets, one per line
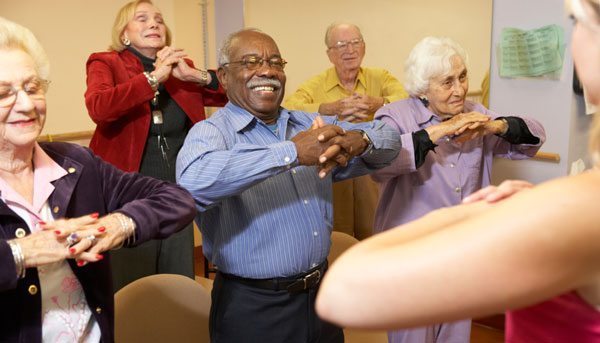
283,66,408,121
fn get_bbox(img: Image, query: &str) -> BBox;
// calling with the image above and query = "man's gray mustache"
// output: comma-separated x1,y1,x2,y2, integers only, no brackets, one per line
246,79,281,89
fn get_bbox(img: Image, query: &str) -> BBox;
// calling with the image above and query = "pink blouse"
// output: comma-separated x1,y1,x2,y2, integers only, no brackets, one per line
506,291,600,342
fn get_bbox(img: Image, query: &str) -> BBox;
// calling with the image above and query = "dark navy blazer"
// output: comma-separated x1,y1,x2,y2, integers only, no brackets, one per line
0,142,196,343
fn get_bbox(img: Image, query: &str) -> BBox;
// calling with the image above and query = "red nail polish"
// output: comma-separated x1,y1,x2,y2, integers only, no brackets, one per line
77,260,85,267
90,213,99,219
97,227,106,232
96,254,104,260
69,248,76,254
39,221,46,225
54,230,61,235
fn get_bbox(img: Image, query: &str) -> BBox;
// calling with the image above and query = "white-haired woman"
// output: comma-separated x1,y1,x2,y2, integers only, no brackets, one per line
317,1,600,341
324,36,546,343
0,16,196,343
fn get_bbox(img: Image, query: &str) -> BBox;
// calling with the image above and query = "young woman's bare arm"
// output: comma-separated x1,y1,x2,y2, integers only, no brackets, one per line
317,171,600,330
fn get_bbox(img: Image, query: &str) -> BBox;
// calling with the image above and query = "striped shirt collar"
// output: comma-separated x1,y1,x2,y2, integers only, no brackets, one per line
224,102,301,133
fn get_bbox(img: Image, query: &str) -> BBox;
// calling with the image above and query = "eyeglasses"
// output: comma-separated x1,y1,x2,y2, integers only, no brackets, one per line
222,56,287,71
0,78,49,108
328,38,364,51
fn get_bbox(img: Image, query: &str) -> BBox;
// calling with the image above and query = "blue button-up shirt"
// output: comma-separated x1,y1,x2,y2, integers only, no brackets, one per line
176,103,400,278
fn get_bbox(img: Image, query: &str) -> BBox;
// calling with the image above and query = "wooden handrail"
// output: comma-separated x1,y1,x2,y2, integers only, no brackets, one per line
35,129,562,164
533,151,560,162
37,130,94,143
467,90,482,97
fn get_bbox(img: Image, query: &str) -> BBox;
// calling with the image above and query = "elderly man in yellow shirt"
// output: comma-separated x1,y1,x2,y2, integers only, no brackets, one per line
283,23,408,239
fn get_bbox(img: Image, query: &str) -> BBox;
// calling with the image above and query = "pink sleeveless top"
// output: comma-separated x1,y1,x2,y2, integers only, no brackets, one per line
506,291,600,342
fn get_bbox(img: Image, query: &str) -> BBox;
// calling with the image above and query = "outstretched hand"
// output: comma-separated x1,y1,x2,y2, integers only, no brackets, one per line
292,116,367,178
454,119,507,144
18,212,135,268
291,124,350,166
425,111,490,143
462,179,534,204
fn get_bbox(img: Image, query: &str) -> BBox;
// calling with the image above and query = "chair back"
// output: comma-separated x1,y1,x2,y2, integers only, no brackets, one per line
328,231,360,263
114,274,211,343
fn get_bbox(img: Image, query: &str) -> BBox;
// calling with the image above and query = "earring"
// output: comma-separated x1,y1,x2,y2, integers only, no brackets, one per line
123,37,131,46
419,97,429,107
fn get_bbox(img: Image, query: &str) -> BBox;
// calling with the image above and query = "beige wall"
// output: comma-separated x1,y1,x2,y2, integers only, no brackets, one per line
245,0,493,99
0,0,213,136
1,0,491,136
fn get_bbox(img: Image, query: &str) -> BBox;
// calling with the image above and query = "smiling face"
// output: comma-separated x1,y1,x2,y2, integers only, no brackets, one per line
0,49,47,149
122,2,166,58
326,24,365,74
424,54,469,120
217,31,286,125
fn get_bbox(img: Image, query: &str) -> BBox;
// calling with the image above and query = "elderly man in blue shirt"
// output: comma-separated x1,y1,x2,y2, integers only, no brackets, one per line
176,28,401,343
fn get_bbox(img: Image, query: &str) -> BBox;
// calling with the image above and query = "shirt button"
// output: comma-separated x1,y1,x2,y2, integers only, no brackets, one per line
284,157,290,162
313,232,318,237
28,285,38,295
68,167,76,173
15,228,26,238
450,163,455,168
96,307,102,314
303,200,308,205
455,187,461,192
292,170,296,174
369,150,373,154
445,138,451,142
53,206,59,213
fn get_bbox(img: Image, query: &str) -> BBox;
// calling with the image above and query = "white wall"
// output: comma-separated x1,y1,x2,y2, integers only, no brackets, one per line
489,0,591,184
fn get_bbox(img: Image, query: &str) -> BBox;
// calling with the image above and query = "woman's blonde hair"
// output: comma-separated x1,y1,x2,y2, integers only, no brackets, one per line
109,0,172,52
0,16,50,81
573,0,600,163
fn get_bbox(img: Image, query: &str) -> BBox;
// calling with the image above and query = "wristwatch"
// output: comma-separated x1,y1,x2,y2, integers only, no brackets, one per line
198,69,208,85
359,130,372,148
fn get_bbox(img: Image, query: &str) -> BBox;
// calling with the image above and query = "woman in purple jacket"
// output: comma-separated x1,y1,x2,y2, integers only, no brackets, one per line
0,17,196,343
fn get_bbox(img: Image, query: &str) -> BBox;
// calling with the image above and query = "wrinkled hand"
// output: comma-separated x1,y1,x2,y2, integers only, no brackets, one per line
425,111,490,143
321,95,369,122
352,93,385,115
152,46,187,83
308,116,350,175
171,58,210,85
335,93,384,122
292,118,368,178
291,124,350,166
454,119,507,143
445,111,491,135
462,179,534,204
39,213,131,266
315,130,366,178
16,213,104,268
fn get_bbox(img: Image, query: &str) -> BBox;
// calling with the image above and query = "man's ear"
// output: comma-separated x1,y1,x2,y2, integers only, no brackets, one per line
217,68,228,90
326,49,335,64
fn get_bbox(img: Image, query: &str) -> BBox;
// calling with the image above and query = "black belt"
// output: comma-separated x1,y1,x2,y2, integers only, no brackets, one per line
220,260,327,293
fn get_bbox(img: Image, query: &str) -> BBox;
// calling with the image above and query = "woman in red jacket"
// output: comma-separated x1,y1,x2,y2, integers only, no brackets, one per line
85,0,227,291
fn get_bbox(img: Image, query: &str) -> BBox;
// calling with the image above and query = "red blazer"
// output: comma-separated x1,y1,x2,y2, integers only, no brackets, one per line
85,49,228,172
